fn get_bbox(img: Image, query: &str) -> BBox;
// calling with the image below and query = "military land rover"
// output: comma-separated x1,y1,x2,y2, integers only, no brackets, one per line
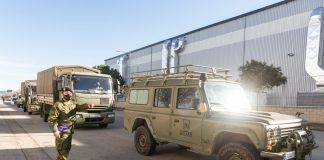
124,65,317,160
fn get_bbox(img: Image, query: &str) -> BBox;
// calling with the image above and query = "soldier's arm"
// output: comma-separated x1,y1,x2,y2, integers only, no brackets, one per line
48,103,60,132
76,103,94,111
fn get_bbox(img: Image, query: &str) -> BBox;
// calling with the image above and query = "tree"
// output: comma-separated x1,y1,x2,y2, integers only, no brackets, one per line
239,60,287,108
238,59,287,92
93,64,125,92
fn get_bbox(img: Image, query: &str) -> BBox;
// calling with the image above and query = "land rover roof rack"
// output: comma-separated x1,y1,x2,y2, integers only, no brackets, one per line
130,64,231,82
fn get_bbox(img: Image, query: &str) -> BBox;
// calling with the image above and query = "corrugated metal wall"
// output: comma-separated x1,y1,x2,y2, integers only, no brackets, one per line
105,0,324,106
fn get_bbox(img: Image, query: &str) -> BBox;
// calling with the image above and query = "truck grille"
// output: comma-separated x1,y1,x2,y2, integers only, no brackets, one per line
100,98,109,104
85,117,104,122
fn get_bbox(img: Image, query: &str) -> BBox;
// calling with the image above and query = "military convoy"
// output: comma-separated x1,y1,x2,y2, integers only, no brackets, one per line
124,65,318,160
20,80,40,114
8,64,318,159
36,65,115,127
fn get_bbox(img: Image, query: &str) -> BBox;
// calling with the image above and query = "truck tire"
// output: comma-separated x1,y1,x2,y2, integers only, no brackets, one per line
28,111,32,115
99,123,108,128
217,142,260,160
40,106,43,118
134,125,156,156
42,109,48,122
23,106,27,112
43,114,48,122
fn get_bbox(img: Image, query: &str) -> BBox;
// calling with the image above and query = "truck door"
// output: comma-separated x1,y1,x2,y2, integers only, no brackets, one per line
151,87,172,138
171,86,203,146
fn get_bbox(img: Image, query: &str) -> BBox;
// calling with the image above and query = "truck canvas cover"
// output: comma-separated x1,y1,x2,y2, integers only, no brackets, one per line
37,65,100,94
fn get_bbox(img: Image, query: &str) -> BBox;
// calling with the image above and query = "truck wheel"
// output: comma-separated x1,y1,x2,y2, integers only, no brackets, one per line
40,107,43,118
217,142,260,160
28,112,32,115
23,106,27,112
99,123,108,128
42,108,48,122
178,144,189,150
134,126,156,156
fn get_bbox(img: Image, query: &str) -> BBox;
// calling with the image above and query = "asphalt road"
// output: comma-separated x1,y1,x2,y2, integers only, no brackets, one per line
0,101,323,160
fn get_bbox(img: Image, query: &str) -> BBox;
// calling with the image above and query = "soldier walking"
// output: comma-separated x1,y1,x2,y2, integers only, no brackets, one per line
48,87,94,160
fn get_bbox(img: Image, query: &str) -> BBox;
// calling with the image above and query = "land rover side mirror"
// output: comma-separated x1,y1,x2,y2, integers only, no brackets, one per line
192,98,200,109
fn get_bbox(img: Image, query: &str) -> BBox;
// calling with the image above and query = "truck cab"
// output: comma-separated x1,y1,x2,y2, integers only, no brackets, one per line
57,72,115,128
25,83,39,114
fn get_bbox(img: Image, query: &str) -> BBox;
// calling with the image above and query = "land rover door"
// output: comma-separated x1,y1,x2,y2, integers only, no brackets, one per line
150,87,173,138
171,86,203,146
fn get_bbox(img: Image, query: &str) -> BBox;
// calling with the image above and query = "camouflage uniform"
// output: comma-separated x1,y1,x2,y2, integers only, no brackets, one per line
48,100,87,160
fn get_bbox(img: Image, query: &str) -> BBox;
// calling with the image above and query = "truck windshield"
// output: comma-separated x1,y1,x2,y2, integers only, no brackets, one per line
204,82,250,112
72,75,111,94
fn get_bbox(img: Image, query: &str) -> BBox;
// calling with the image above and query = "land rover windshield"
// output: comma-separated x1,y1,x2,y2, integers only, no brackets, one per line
72,75,112,94
204,82,250,111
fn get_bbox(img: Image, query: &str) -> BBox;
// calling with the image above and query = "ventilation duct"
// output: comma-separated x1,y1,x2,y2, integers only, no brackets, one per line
170,37,186,73
305,7,324,88
162,37,185,73
117,55,129,77
162,40,171,73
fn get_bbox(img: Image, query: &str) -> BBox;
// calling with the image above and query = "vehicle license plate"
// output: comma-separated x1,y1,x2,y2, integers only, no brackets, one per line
90,113,101,118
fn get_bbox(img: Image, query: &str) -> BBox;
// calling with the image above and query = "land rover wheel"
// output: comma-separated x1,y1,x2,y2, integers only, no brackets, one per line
134,126,156,156
217,142,259,160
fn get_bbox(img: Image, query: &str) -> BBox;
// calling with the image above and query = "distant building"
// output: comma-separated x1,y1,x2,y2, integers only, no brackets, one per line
105,0,324,106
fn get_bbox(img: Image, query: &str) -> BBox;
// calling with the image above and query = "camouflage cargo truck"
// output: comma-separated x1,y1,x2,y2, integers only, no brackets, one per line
37,65,115,128
17,83,24,108
20,80,40,114
124,65,317,160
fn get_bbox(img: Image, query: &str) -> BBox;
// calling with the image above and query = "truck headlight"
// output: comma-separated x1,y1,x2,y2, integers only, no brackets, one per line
76,115,82,119
107,114,115,118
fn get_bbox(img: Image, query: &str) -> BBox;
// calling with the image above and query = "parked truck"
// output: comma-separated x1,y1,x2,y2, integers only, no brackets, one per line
20,80,40,114
37,65,115,128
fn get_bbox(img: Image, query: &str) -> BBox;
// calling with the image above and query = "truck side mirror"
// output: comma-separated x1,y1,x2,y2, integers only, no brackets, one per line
122,85,129,94
57,80,62,91
117,80,121,93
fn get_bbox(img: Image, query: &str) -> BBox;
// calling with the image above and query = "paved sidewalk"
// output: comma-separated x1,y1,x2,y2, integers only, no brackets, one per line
0,103,56,160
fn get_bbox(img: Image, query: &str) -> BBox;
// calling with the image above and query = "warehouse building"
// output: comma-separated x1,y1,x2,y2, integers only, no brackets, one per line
105,0,324,106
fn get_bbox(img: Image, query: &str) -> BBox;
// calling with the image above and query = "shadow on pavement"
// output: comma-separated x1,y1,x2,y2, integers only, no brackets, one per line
0,147,55,160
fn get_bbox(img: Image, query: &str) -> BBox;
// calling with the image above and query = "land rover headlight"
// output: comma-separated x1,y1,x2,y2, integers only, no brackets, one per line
266,127,281,151
302,124,310,131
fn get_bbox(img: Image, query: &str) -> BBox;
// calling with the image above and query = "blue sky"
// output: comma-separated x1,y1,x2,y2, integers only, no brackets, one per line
0,0,282,91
